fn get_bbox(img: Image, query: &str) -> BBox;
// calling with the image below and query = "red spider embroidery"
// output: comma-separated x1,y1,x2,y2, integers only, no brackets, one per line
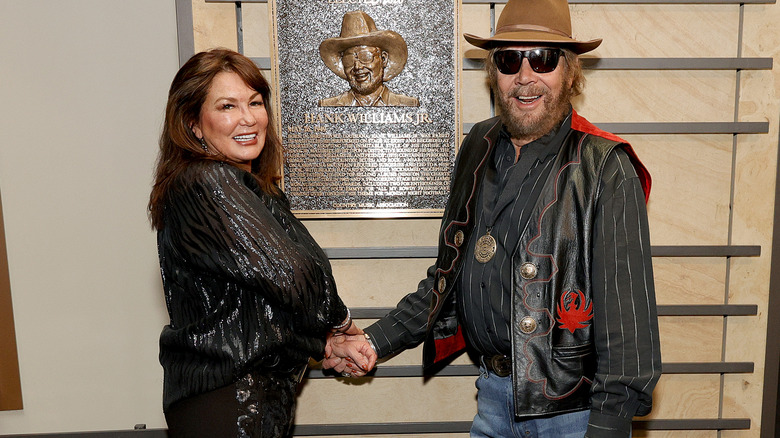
555,290,593,333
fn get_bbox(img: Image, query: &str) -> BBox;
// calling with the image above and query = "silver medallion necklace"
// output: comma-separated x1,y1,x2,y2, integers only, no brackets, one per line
474,228,497,263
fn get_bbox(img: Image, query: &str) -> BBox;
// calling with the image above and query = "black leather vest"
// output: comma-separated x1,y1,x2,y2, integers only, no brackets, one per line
422,113,649,417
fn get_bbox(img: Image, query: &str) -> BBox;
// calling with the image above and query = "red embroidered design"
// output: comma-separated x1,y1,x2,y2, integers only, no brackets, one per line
556,290,593,333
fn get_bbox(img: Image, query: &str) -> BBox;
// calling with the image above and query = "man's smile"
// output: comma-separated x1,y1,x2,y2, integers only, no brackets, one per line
352,69,371,82
515,95,542,104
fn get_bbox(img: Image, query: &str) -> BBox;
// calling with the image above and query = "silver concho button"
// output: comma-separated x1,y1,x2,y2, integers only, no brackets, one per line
454,230,464,247
438,276,447,293
520,262,537,279
519,316,537,334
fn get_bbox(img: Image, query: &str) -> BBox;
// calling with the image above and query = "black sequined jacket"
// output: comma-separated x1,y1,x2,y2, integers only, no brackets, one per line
156,161,347,411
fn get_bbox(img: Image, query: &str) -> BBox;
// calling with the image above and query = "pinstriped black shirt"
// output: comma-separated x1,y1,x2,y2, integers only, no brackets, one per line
458,114,571,355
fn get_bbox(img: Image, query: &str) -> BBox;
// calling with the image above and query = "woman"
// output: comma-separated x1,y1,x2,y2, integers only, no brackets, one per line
149,49,374,437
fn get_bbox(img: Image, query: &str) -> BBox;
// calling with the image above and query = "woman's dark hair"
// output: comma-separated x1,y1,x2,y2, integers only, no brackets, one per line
149,48,282,229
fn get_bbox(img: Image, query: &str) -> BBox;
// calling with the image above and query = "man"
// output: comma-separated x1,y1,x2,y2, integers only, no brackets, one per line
319,10,418,107
325,0,661,436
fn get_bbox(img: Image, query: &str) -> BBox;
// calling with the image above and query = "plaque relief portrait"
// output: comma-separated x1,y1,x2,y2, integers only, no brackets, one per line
318,10,419,107
272,0,458,216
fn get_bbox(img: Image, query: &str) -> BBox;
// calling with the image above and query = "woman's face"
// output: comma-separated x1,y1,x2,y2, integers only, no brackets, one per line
192,71,268,171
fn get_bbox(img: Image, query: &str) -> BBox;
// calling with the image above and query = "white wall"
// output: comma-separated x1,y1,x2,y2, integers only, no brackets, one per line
0,0,178,433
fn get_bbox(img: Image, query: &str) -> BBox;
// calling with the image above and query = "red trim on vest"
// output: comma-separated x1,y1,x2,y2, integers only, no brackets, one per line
571,111,652,202
433,325,466,363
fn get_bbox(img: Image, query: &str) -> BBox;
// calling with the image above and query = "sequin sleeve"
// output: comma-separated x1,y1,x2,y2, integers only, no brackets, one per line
162,162,346,333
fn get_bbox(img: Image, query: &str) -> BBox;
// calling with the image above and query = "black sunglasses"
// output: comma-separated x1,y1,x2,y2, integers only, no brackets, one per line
493,48,562,75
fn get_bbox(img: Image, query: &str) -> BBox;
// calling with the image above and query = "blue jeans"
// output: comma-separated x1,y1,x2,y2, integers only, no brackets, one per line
471,366,590,438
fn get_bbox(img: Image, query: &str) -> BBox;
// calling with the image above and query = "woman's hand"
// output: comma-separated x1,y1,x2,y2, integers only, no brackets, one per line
323,332,377,377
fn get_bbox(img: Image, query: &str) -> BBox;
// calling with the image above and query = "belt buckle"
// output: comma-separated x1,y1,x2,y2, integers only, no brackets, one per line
489,355,512,377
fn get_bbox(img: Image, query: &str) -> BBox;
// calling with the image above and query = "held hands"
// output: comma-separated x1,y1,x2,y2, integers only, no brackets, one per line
323,319,377,378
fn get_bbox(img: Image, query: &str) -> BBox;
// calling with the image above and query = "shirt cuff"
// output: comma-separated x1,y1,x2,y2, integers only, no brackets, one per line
362,326,386,358
585,411,632,438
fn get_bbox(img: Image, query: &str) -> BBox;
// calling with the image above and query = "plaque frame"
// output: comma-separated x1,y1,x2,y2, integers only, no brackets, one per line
269,0,461,219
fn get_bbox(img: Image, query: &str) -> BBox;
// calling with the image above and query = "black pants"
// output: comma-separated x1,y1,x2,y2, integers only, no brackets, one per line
165,370,301,438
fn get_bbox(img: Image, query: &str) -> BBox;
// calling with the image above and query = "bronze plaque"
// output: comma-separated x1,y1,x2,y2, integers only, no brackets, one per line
270,0,460,218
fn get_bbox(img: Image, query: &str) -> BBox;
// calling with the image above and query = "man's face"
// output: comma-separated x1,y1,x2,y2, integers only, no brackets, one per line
342,45,387,96
493,45,574,142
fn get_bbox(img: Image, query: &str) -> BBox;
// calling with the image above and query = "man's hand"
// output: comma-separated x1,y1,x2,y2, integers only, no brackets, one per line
323,331,377,377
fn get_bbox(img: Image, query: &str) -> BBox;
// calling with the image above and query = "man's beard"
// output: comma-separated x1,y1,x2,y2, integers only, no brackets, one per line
349,69,383,95
494,80,572,141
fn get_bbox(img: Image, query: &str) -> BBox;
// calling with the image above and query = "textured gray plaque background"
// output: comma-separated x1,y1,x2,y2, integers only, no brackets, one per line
271,0,459,218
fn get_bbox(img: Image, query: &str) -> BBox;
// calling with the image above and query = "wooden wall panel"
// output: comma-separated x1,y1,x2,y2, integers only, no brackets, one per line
330,258,434,307
461,70,492,124
460,3,492,128
574,71,736,123
242,3,271,58
658,316,723,362
643,374,721,419
742,4,780,60
652,258,727,305
628,134,733,246
723,358,762,420
295,376,478,423
462,5,740,58
460,4,490,60
724,304,769,433
490,4,742,58
572,5,739,58
304,219,440,248
192,0,237,52
727,2,780,422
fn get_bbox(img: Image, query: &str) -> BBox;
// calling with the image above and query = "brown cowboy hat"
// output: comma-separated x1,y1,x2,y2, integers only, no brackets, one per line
319,10,408,81
464,0,601,54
